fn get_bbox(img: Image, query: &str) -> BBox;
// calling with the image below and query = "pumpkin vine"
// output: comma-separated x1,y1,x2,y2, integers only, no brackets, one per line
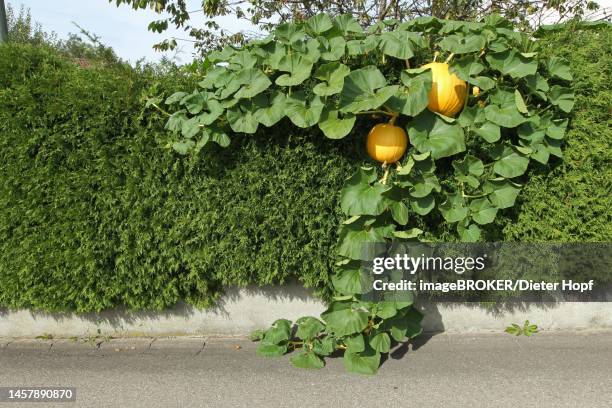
149,13,574,374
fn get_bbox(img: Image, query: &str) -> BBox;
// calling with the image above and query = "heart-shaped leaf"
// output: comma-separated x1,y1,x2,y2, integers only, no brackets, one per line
343,348,381,375
407,110,466,159
340,167,391,215
491,145,530,178
339,66,398,113
469,197,498,225
439,192,468,223
439,33,486,54
234,68,272,99
275,54,314,86
285,92,324,128
253,91,286,127
318,109,356,139
306,13,333,35
321,302,369,337
484,104,526,128
486,50,537,78
290,351,325,369
548,86,574,113
313,62,351,96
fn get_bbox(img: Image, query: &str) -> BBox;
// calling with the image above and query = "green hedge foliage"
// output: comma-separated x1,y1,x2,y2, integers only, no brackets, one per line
0,25,610,312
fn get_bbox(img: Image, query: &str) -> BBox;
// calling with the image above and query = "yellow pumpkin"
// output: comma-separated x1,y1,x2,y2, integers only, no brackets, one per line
366,123,408,163
423,62,467,117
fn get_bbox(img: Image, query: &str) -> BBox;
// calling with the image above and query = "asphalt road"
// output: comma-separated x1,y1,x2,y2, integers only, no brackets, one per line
1,331,611,408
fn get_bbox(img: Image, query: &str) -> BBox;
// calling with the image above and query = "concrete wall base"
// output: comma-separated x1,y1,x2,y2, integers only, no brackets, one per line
1,285,611,338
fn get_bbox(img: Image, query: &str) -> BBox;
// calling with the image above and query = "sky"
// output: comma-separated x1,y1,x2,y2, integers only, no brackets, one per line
8,0,256,63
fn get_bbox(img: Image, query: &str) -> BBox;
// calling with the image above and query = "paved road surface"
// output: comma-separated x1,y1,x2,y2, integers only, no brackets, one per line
1,331,611,407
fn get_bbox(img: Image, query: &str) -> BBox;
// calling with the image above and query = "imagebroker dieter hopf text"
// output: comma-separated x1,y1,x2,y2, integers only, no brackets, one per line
372,279,596,293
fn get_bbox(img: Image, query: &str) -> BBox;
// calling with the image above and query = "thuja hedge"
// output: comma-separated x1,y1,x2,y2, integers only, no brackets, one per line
0,24,610,312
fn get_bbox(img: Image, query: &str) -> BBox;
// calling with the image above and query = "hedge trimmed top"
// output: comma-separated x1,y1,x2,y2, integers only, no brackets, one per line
157,13,573,159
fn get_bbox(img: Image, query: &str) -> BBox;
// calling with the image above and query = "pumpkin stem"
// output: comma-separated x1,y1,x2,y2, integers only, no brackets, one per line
380,162,390,184
433,51,440,62
388,113,399,126
445,53,455,63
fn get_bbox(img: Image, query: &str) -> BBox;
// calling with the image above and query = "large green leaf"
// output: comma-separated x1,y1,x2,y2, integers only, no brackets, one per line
290,351,325,369
256,343,287,357
453,155,484,188
407,110,466,159
171,140,194,155
306,13,333,34
234,68,272,99
295,316,325,339
165,91,188,105
262,319,292,344
346,36,379,55
165,110,187,133
453,154,484,177
198,66,234,89
340,167,391,216
386,69,432,117
226,104,259,134
196,126,231,150
369,332,391,353
332,262,372,295
378,31,421,59
381,308,423,341
275,54,313,86
439,192,468,223
253,91,286,127
343,349,381,375
486,50,537,78
313,62,350,96
484,104,526,128
514,90,528,114
457,222,481,242
319,36,346,61
312,336,336,356
229,50,258,69
469,197,498,225
321,302,369,337
525,73,549,100
345,334,365,353
449,55,485,80
339,66,398,113
469,76,496,90
337,217,395,260
491,145,530,178
546,56,572,81
548,86,574,113
285,92,324,128
333,14,364,35
473,122,501,143
439,33,486,54
546,118,568,140
411,195,435,215
484,179,521,208
408,173,441,198
275,22,306,44
318,109,356,139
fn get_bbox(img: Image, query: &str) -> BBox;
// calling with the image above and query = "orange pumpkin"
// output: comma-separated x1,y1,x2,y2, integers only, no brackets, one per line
366,123,408,163
423,62,467,117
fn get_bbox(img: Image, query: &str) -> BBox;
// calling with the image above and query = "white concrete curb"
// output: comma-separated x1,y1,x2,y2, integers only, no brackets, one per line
1,285,611,338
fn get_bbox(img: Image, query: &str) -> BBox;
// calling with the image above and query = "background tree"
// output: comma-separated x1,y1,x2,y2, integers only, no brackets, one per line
5,3,119,64
111,0,608,52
